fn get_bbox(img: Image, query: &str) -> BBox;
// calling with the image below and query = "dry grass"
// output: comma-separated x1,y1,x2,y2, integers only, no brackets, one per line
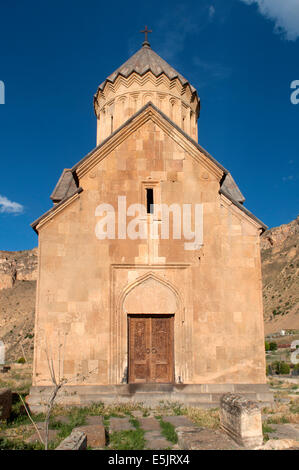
49,401,150,419
184,407,220,429
45,401,221,431
0,423,34,441
0,363,32,393
263,394,299,425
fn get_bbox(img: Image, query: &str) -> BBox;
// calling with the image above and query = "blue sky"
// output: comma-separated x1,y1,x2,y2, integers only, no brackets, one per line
0,0,298,250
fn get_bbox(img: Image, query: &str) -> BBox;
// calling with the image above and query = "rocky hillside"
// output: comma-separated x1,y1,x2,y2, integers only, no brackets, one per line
0,248,38,289
261,216,299,334
0,249,37,362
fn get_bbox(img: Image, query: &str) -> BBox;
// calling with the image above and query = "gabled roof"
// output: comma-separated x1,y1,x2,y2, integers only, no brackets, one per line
50,169,79,203
72,102,228,174
221,173,245,204
96,43,197,96
31,102,267,232
31,187,83,233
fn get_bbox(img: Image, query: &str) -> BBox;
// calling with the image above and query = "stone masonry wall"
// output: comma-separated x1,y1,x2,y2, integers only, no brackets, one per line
33,116,266,387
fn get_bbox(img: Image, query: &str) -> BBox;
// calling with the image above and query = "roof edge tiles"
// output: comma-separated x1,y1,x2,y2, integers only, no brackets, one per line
94,44,198,98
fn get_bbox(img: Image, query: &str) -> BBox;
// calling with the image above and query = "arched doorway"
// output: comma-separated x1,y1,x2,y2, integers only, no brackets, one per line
123,275,178,384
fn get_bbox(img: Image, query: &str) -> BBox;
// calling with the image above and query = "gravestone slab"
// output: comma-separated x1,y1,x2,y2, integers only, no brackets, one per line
85,415,103,426
56,430,87,450
109,417,134,433
75,424,106,448
26,427,58,445
144,430,172,450
139,417,161,431
177,426,242,450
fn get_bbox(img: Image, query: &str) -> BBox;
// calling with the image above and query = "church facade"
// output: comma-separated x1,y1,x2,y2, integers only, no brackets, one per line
28,38,272,410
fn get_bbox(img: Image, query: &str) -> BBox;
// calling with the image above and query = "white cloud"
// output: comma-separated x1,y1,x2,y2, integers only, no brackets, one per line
240,0,299,40
0,195,24,214
209,5,216,20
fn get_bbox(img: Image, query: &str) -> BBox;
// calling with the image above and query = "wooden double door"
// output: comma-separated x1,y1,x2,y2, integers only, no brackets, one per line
128,315,174,384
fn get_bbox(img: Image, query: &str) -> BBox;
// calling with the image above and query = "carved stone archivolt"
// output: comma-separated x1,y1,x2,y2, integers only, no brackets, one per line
110,267,193,384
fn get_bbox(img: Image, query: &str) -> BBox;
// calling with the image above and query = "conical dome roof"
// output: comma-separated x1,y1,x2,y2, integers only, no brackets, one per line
98,43,197,95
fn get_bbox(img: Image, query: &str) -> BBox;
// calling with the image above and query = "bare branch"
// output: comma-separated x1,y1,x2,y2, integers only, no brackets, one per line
18,394,44,446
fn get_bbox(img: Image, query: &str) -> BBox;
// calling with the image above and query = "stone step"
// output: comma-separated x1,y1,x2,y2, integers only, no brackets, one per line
28,384,273,413
29,383,272,394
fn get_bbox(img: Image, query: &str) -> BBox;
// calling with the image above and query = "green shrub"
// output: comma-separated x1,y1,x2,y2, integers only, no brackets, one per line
271,361,290,375
269,342,277,351
17,357,26,364
265,341,270,352
279,362,290,374
272,361,290,375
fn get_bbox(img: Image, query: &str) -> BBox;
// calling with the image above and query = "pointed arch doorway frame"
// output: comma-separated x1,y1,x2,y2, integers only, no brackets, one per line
110,265,192,385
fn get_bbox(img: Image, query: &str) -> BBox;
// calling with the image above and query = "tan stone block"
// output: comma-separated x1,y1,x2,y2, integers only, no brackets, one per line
63,360,75,375
220,394,263,448
233,312,242,323
71,322,85,336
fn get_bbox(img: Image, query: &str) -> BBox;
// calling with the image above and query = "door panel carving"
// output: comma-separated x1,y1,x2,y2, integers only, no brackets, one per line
128,315,174,383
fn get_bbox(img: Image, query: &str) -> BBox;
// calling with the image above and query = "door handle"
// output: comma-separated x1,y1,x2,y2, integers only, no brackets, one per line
146,348,150,354
152,348,157,354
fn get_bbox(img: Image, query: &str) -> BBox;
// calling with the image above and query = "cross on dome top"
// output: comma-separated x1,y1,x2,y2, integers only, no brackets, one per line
140,25,152,47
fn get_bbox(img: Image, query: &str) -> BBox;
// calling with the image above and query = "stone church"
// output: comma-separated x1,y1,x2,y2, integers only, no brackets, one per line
28,34,272,410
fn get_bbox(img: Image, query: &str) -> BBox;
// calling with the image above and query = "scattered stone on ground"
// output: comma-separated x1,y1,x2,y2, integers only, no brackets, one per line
56,429,87,450
255,439,299,450
139,417,161,432
1,372,298,450
143,430,172,450
220,393,263,448
177,425,242,450
109,417,134,433
269,423,299,441
162,415,194,428
74,424,105,448
85,415,103,426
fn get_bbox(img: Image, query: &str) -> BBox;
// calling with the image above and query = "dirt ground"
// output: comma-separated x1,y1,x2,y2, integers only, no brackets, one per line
0,364,298,450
